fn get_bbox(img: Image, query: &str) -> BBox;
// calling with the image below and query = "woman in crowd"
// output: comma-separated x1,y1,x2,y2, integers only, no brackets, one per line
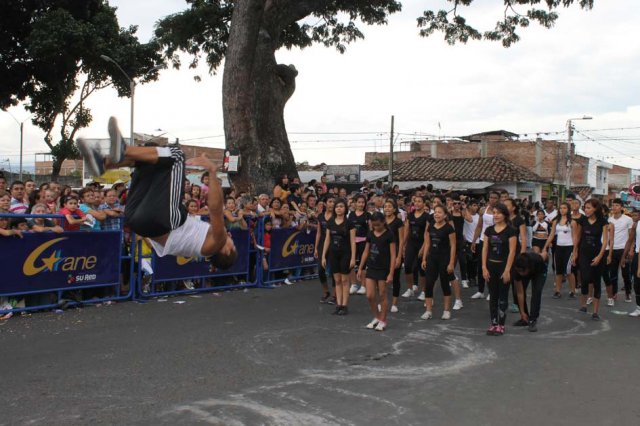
482,203,517,336
200,171,210,203
401,195,429,299
28,204,63,233
575,199,610,320
384,198,404,313
268,198,283,228
348,194,370,296
273,175,291,203
505,198,528,314
322,198,356,315
223,197,247,230
358,212,396,331
421,205,456,320
190,184,203,209
471,191,499,300
543,202,577,298
531,209,550,254
315,195,335,303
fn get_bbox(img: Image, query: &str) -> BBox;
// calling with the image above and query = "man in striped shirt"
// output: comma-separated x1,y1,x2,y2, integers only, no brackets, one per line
9,181,28,214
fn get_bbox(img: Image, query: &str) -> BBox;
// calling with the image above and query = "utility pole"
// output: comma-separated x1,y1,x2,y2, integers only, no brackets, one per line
389,115,394,187
565,115,593,193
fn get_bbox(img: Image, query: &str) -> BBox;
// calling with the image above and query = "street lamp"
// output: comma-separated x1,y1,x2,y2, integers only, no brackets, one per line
100,55,164,147
565,115,593,189
5,111,30,181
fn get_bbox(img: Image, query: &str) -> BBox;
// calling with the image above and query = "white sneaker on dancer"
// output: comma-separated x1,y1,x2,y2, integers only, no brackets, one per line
366,318,380,329
471,292,484,299
629,307,640,317
441,311,451,320
349,284,359,295
357,286,367,295
607,298,614,307
375,321,387,331
586,297,593,305
461,280,469,289
453,299,463,310
412,285,419,292
401,288,414,298
486,294,491,301
417,291,426,301
420,310,433,320
390,305,399,313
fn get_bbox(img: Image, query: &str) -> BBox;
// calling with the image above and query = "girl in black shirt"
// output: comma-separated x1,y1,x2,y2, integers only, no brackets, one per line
505,198,528,319
322,198,356,315
348,194,371,295
575,198,610,320
421,205,456,320
402,195,428,298
358,212,396,331
315,195,335,303
482,203,517,336
384,198,405,313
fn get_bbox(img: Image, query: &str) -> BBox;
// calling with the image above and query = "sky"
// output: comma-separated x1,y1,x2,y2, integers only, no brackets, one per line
1,0,639,174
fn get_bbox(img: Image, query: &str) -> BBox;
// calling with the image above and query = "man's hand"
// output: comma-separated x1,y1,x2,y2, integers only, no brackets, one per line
186,154,218,172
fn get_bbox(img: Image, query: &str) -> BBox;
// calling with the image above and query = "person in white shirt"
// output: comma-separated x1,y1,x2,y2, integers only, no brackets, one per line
544,199,558,223
462,199,480,288
605,198,634,305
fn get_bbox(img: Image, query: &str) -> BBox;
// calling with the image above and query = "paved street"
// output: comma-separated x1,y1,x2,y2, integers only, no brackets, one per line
1,278,639,426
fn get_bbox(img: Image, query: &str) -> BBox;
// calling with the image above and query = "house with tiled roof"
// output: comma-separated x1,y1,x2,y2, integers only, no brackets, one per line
393,156,549,199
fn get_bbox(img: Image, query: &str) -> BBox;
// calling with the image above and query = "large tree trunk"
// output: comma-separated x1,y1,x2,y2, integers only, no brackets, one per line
222,0,299,195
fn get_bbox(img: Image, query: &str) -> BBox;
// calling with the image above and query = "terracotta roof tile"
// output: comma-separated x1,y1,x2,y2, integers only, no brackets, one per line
394,156,548,183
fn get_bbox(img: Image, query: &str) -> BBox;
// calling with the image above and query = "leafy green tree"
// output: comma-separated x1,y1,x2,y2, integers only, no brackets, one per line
155,0,593,193
0,0,163,177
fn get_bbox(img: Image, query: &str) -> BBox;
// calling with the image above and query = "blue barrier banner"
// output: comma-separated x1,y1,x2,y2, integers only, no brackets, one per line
269,228,317,269
154,229,250,281
0,231,121,293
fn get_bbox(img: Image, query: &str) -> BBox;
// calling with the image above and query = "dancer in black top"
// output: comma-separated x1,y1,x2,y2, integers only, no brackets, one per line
421,205,456,320
482,203,517,336
505,198,528,315
315,195,335,303
358,212,396,331
401,195,429,299
322,198,356,315
384,198,405,313
348,194,371,295
513,252,547,332
77,117,236,268
575,199,610,320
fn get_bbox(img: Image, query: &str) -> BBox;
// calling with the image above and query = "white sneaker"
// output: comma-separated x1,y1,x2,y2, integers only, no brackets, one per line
412,285,419,292
441,311,451,320
420,310,433,320
401,288,414,298
586,297,593,305
461,280,469,289
349,284,359,294
366,318,379,329
357,285,367,295
284,278,294,286
629,308,640,317
453,299,463,310
418,291,426,301
486,294,491,301
377,304,381,312
607,298,614,307
184,280,195,290
471,292,484,299
375,321,387,331
390,305,399,313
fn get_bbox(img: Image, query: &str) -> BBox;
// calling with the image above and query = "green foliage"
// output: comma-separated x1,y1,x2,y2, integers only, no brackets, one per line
0,0,163,173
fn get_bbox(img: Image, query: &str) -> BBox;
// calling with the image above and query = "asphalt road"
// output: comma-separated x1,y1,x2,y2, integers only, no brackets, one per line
1,278,639,426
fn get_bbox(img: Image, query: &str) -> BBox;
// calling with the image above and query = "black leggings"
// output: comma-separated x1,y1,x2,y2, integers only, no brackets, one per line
476,241,486,293
633,255,640,306
425,255,452,298
456,240,467,281
487,260,509,326
554,245,573,276
604,249,632,296
579,249,604,299
463,241,477,282
391,267,402,298
404,241,425,276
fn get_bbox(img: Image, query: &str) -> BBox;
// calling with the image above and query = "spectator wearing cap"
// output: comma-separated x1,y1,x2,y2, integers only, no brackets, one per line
28,204,63,233
9,181,28,214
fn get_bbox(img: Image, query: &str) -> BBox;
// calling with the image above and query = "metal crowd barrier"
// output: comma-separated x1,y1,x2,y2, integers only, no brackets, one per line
0,213,134,315
255,216,319,288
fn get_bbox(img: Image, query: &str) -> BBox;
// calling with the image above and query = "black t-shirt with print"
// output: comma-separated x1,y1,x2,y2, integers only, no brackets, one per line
407,211,428,244
427,222,455,258
578,215,608,256
511,215,525,253
366,229,394,271
484,225,517,262
348,210,370,239
386,217,404,254
327,217,353,252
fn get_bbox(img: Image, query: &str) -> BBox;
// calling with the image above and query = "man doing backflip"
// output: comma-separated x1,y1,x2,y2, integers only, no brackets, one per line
77,117,236,267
